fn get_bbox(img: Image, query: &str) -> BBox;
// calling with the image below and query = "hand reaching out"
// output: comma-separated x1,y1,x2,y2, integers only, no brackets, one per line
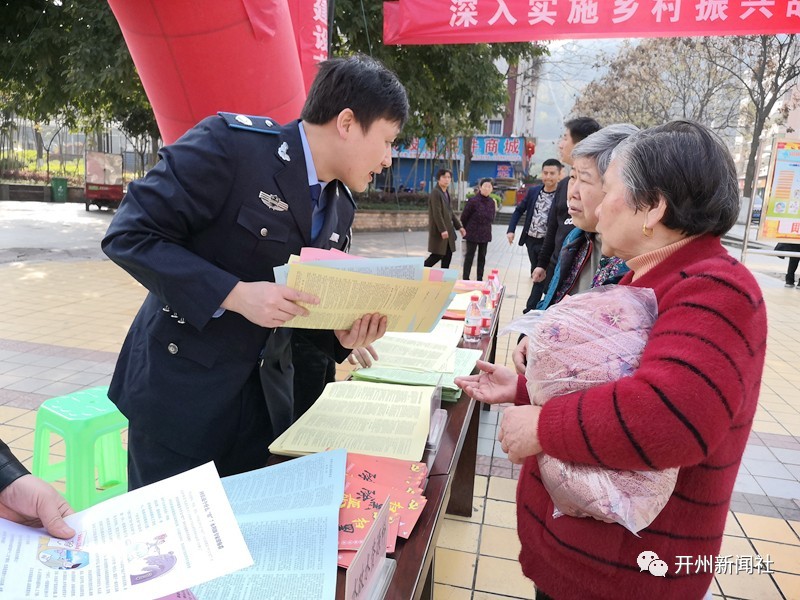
454,359,518,405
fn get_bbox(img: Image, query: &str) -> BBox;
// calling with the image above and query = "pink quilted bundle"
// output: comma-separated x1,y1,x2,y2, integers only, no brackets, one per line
525,285,678,534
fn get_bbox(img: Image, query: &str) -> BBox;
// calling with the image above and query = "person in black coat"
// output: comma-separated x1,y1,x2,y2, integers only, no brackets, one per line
506,159,563,275
461,178,497,280
102,56,409,488
0,439,74,538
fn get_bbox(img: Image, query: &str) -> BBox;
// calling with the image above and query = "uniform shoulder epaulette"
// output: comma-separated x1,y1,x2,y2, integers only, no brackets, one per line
217,112,280,134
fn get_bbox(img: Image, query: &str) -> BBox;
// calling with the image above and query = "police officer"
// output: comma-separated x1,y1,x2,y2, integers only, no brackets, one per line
102,56,409,488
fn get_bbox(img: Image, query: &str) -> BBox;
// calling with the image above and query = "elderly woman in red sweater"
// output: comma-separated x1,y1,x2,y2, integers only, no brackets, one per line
456,120,767,600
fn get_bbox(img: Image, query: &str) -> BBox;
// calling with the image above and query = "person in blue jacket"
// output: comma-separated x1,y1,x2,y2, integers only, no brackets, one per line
506,159,563,275
102,55,409,488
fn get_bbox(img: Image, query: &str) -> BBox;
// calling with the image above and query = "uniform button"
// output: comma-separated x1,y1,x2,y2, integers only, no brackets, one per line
167,343,178,355
162,305,170,312
260,228,268,237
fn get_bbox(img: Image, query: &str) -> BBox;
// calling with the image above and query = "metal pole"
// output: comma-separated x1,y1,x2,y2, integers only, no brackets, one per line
327,0,336,55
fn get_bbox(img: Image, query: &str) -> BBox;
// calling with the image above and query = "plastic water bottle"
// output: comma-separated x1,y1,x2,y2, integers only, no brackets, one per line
478,288,492,335
463,294,482,344
487,274,500,308
490,268,501,288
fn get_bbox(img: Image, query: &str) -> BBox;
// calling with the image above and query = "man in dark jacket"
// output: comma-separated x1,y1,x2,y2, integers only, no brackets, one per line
102,56,409,488
507,158,563,275
525,117,601,311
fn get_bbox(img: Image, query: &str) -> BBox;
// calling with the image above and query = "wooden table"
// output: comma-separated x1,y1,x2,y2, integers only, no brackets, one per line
335,297,502,599
273,294,502,600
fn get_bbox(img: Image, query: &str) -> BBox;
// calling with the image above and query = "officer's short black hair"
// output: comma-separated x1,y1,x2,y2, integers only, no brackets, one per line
564,117,601,144
542,158,563,170
479,178,493,187
301,55,409,131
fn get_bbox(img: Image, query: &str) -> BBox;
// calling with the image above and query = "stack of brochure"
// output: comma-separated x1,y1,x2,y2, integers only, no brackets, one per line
337,453,429,569
273,248,458,333
269,381,434,462
350,319,482,402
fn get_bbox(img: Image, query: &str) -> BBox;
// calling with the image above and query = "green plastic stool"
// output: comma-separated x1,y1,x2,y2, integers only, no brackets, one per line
32,386,128,511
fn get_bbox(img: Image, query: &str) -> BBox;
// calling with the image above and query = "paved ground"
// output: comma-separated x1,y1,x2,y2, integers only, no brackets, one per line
2,201,800,599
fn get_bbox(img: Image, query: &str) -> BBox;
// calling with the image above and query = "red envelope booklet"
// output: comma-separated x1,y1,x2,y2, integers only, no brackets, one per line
344,476,427,539
346,452,428,488
338,492,400,555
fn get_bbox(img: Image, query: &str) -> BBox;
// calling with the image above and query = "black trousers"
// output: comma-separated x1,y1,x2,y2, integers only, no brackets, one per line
524,236,545,274
463,241,487,280
127,367,271,490
787,256,800,285
292,334,336,421
424,244,453,268
526,261,555,312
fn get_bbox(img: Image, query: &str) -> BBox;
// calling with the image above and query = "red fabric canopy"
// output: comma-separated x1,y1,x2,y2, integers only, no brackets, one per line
108,0,307,144
384,0,800,45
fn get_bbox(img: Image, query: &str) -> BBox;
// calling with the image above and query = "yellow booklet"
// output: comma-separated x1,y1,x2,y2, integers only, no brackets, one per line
269,381,434,462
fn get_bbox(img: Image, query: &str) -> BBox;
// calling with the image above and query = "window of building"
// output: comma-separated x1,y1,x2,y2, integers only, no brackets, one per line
487,119,502,136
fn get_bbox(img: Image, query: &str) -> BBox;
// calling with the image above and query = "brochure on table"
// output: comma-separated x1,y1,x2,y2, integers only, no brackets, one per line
191,450,346,600
269,381,434,462
0,462,252,600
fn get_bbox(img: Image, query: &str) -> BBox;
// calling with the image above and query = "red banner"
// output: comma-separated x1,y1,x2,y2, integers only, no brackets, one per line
288,0,330,93
384,0,800,45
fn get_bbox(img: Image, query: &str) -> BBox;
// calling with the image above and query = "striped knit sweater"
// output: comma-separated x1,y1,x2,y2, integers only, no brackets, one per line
514,234,767,600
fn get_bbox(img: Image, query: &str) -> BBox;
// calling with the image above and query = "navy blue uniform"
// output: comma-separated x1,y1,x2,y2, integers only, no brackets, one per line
102,113,354,488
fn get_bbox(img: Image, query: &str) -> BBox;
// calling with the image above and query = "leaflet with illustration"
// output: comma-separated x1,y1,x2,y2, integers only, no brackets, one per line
0,462,252,600
191,450,345,600
269,381,434,461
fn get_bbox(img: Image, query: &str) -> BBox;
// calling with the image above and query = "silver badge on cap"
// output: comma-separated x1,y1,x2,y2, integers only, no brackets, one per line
235,114,253,126
265,119,274,127
277,142,291,162
259,191,289,212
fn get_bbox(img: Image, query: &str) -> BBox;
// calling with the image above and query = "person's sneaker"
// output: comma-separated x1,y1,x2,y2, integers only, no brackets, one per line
786,282,796,288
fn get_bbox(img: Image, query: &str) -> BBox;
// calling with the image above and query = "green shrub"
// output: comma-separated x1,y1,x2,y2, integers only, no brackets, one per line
352,190,428,211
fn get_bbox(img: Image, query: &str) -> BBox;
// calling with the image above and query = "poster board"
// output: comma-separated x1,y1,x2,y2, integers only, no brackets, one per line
758,139,800,242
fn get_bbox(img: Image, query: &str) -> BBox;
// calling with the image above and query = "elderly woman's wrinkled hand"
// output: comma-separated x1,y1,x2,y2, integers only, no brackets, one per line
454,359,517,404
498,404,542,464
512,337,529,375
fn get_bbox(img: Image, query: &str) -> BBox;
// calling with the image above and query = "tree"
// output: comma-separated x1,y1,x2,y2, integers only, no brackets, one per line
0,1,158,155
702,35,800,199
572,38,741,135
331,0,545,146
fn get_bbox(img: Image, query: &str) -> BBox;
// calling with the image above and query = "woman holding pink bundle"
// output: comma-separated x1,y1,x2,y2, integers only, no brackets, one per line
456,120,767,600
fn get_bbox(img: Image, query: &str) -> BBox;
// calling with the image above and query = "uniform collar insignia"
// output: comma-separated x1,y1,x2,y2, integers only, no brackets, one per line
259,191,289,212
278,142,291,162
